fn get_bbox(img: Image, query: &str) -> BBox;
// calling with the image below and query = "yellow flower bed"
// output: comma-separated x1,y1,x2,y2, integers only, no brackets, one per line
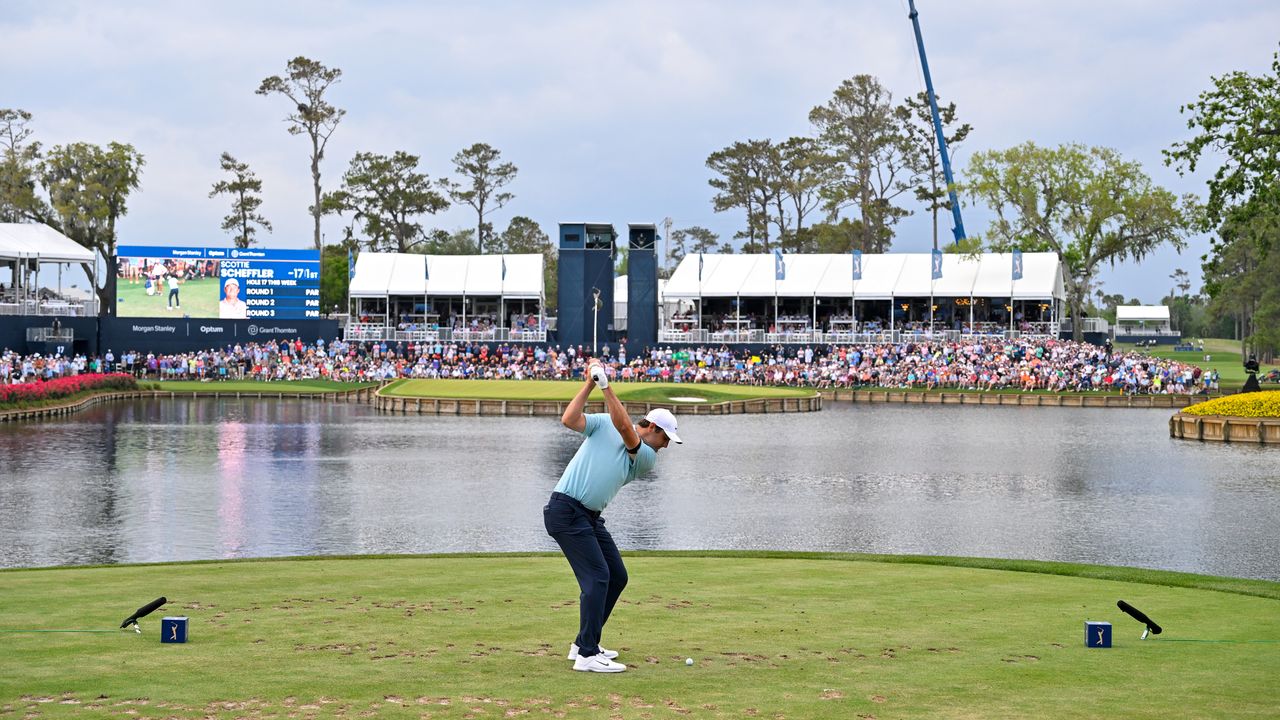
1181,391,1280,418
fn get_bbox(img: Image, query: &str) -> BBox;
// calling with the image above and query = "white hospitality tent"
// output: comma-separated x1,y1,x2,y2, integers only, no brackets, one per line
1115,305,1173,335
0,223,97,314
661,251,1066,336
347,252,545,337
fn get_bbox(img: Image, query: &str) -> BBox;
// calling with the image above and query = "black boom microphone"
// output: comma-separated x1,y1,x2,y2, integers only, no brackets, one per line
120,597,167,630
1117,600,1162,638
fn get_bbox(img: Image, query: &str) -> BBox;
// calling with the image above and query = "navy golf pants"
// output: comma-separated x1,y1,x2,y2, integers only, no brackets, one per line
544,492,628,658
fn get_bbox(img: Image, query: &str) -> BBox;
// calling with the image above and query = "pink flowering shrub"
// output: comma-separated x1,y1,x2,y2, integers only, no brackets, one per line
0,373,138,409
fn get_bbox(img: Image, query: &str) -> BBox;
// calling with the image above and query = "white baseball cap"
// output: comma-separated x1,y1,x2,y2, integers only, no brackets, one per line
643,408,682,444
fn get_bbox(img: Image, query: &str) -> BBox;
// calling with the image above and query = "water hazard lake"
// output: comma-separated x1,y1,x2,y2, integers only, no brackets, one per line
2,398,1277,580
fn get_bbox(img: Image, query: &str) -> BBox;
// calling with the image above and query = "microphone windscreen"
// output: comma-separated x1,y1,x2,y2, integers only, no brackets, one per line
134,597,167,619
1117,600,1162,634
120,597,168,628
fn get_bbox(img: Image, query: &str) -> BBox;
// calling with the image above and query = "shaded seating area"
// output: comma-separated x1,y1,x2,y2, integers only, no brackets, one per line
658,251,1066,344
1114,305,1179,343
346,252,546,343
0,224,99,317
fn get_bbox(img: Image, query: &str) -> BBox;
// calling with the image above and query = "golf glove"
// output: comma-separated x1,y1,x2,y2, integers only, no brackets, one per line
590,365,609,389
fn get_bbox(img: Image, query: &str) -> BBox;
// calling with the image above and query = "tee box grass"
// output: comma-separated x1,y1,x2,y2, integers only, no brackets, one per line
1,553,1277,719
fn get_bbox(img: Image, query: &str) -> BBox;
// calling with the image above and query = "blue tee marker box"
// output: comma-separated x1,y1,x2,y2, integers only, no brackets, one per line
161,616,188,644
1086,621,1111,648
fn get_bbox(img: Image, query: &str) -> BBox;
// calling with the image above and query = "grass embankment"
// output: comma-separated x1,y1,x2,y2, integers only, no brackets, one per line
1116,338,1278,389
150,380,374,394
1180,390,1280,418
1,554,1277,719
381,379,815,404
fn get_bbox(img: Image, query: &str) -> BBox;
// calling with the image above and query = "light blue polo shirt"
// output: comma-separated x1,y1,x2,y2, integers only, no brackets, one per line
553,413,658,511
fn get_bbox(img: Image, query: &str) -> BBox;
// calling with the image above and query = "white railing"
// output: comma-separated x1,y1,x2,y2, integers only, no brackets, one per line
659,328,708,344
1114,327,1179,336
0,299,97,316
344,324,548,343
764,330,820,344
711,330,756,343
26,327,75,342
344,323,387,341
1062,317,1109,334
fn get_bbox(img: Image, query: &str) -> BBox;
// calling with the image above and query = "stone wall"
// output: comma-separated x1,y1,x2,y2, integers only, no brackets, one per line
1169,413,1280,444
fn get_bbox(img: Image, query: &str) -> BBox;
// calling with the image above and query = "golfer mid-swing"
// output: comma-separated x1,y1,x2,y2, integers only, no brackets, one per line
544,358,682,673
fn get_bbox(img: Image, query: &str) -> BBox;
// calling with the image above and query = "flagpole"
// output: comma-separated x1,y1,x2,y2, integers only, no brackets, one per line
697,253,703,335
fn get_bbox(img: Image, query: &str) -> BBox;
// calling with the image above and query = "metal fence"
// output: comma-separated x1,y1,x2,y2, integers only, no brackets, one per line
0,299,98,316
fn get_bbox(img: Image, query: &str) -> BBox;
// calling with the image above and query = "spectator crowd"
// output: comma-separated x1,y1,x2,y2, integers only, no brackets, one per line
2,336,1219,395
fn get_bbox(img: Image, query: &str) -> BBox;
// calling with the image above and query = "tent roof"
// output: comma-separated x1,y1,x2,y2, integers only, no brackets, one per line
972,253,1016,297
1116,305,1170,322
665,252,1065,300
500,254,544,298
426,256,469,295
350,252,544,298
1012,252,1064,299
932,253,980,296
814,254,853,296
387,254,426,295
893,253,935,297
852,254,907,299
0,223,95,263
348,253,397,297
775,254,831,297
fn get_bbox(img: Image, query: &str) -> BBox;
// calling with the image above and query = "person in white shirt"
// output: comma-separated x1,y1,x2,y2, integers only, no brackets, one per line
166,274,181,309
219,277,247,319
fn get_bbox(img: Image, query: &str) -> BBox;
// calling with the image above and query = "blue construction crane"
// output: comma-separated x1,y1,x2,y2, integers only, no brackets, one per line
908,0,966,245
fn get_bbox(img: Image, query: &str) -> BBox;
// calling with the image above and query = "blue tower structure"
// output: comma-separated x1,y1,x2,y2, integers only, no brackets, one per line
557,222,616,354
626,223,658,356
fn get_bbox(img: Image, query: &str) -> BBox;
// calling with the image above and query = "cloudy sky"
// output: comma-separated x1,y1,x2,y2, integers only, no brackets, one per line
4,0,1277,301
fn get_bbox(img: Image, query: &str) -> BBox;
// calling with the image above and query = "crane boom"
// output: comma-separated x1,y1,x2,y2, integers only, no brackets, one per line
908,0,966,245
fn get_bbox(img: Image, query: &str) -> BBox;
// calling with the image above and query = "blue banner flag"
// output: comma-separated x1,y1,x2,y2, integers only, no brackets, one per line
698,253,703,282
852,249,863,281
348,249,354,280
501,256,507,281
1012,248,1024,281
774,248,786,281
931,248,943,280
424,257,429,280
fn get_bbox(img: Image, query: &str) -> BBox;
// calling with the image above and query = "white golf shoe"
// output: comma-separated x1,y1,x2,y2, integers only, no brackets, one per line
568,643,618,660
572,654,626,673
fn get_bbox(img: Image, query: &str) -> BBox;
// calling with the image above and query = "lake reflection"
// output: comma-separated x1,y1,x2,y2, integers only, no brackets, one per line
1,398,1277,580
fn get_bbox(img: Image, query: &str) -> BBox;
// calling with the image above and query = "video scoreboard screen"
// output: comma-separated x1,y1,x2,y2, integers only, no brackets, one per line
116,246,321,320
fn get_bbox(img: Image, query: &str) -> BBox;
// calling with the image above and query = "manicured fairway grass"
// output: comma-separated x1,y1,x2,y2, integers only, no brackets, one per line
382,379,815,404
2,553,1277,719
151,380,374,394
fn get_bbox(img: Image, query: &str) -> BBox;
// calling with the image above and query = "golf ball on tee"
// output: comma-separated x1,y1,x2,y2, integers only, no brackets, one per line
685,657,694,665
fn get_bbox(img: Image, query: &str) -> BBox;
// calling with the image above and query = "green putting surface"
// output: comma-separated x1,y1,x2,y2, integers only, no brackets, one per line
1,553,1276,719
381,379,815,404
